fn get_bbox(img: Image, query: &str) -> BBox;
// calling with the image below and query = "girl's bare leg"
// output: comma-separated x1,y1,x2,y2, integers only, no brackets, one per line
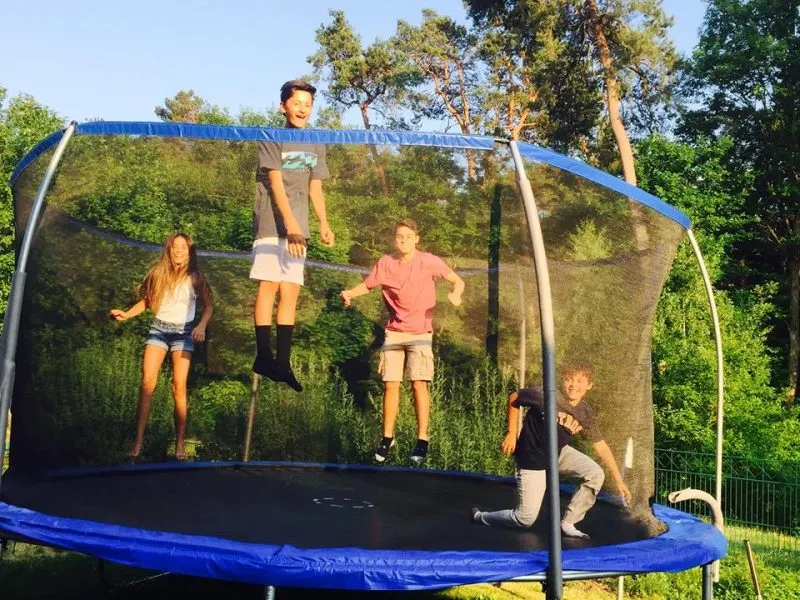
130,344,168,457
171,350,192,459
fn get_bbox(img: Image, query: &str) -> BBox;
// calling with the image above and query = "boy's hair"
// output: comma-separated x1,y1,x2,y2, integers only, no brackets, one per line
562,360,594,382
392,218,419,236
280,80,317,103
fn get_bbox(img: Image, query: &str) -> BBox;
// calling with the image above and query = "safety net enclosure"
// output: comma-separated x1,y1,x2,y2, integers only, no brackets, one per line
0,123,725,590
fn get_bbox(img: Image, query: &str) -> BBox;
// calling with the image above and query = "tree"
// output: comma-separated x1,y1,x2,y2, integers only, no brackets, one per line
466,0,677,179
237,107,284,128
396,10,483,178
155,90,233,125
0,88,63,318
637,135,790,460
682,0,800,396
579,0,677,184
309,10,419,195
461,0,602,152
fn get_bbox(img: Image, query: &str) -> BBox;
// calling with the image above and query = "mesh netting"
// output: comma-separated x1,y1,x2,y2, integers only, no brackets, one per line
9,131,684,534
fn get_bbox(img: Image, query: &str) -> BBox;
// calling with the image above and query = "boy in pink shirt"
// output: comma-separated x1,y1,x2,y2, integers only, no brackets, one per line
341,219,465,464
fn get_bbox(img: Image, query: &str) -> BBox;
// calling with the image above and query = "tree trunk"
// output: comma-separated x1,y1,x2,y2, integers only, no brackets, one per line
465,148,477,181
487,182,502,363
790,220,800,401
586,0,649,250
359,104,390,196
586,0,636,186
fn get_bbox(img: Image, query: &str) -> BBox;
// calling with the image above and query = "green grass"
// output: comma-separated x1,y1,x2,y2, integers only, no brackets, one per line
1,525,797,600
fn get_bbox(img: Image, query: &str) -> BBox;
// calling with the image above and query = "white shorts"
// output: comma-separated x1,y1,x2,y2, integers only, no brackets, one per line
249,237,305,286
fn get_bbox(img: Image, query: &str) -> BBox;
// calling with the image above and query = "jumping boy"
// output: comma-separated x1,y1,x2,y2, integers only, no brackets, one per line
340,218,464,464
472,361,631,538
251,79,334,391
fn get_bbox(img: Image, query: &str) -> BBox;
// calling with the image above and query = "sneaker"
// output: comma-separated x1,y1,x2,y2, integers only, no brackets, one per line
561,521,590,539
410,439,429,465
471,507,482,523
374,437,395,463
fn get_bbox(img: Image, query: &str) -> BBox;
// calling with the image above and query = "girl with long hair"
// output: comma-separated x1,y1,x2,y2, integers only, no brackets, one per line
109,233,213,459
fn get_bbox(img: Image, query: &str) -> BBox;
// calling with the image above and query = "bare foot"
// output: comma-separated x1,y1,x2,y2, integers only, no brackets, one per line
175,442,187,461
128,442,142,458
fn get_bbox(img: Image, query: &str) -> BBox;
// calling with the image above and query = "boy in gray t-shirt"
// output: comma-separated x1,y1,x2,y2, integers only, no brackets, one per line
250,80,335,391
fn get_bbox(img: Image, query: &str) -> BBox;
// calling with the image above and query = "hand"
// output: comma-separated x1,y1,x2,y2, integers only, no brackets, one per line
286,232,307,259
340,290,352,308
191,325,206,342
109,309,127,322
617,481,632,505
448,291,462,307
501,431,517,456
320,225,335,247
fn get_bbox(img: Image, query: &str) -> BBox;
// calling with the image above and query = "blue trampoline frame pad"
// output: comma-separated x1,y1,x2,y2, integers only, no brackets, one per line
10,122,691,231
0,463,725,591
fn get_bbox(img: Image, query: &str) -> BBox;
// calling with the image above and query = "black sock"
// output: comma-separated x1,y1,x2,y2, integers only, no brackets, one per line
255,325,273,361
276,324,294,369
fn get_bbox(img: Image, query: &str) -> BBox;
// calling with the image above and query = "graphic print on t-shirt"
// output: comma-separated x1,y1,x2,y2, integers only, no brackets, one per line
558,412,584,435
282,151,318,171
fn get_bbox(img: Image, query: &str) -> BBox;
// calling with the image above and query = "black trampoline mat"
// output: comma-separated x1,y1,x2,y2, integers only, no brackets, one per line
0,464,653,552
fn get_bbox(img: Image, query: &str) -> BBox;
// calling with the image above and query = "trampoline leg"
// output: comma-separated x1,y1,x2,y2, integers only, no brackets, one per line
702,563,714,600
97,558,171,590
263,584,276,600
0,538,7,571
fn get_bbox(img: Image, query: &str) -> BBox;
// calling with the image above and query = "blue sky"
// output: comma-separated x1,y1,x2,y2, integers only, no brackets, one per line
0,0,706,123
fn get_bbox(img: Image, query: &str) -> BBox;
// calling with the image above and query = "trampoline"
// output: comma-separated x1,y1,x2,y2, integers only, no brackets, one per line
0,123,727,596
0,462,723,589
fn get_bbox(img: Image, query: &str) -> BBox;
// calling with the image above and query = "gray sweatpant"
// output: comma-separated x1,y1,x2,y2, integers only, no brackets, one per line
476,445,604,528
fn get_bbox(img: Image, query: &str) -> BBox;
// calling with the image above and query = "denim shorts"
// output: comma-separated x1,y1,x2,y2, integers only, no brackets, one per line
146,318,194,353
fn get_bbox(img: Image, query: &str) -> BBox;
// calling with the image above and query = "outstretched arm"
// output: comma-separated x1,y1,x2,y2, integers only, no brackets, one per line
500,392,521,456
592,439,632,504
109,299,146,322
309,179,334,247
445,271,465,306
341,282,371,307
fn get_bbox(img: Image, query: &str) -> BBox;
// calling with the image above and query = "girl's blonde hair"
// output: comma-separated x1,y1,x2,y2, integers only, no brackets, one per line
139,233,209,312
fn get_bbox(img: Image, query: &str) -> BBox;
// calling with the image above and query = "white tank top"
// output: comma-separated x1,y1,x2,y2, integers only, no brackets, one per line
154,278,197,325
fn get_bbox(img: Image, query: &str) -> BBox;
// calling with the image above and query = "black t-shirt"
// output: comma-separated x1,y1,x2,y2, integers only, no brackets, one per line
513,386,602,470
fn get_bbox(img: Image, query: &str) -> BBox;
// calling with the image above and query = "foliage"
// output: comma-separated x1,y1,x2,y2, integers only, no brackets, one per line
0,88,63,319
464,0,678,154
681,0,800,393
309,10,418,130
637,134,795,458
395,9,482,134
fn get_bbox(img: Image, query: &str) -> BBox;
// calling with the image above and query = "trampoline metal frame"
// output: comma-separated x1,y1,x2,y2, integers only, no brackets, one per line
508,140,562,600
0,121,77,492
0,124,726,600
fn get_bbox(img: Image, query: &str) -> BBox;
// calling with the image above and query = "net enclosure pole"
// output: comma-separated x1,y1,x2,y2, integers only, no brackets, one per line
0,123,76,491
508,140,562,600
686,230,724,508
